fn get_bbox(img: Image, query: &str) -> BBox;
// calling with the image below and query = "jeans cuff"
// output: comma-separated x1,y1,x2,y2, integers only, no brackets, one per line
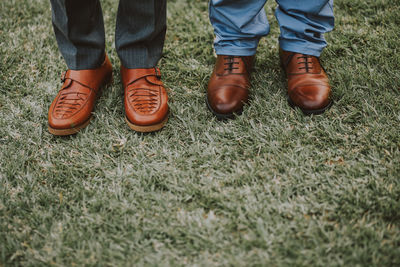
279,39,324,57
214,45,257,56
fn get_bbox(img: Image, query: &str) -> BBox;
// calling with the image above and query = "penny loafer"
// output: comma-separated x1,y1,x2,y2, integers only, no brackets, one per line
121,66,169,132
280,48,332,115
48,55,113,135
206,55,254,119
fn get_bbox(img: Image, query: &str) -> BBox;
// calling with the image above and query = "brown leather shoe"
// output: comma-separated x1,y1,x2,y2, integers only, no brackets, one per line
206,55,254,119
48,55,113,135
280,48,332,115
121,66,168,132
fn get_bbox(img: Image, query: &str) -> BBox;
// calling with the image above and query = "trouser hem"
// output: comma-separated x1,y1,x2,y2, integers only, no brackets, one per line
214,46,257,56
279,40,324,57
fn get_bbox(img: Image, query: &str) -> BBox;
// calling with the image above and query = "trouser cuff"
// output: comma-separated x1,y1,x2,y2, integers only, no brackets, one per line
279,39,324,57
214,45,257,56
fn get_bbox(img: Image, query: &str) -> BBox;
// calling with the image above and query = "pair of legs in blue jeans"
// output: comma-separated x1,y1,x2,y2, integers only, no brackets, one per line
206,0,335,117
209,0,334,57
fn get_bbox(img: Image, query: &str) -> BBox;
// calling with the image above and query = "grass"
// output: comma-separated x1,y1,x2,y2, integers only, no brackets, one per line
1,0,400,266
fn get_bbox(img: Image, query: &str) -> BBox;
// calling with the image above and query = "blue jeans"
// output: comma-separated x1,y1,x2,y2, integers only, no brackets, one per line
209,0,334,57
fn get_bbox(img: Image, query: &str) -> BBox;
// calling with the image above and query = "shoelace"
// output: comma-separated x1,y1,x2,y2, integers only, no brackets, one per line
223,56,240,72
297,55,314,72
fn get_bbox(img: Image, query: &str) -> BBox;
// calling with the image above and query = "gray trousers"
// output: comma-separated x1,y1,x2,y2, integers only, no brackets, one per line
50,0,167,70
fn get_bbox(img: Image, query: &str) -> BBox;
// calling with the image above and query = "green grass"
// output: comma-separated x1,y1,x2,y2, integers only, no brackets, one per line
1,0,400,266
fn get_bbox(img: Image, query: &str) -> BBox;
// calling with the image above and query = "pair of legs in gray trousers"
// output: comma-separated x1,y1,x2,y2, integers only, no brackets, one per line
50,0,167,70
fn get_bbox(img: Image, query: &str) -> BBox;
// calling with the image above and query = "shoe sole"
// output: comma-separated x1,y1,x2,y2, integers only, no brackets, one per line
48,73,113,136
205,96,242,120
125,114,168,133
288,97,333,115
48,117,92,136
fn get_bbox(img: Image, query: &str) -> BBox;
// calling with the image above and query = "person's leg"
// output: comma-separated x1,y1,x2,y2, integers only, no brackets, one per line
115,0,167,68
275,0,335,115
48,0,111,135
209,0,269,56
207,0,268,119
275,0,334,56
116,0,169,132
50,0,106,69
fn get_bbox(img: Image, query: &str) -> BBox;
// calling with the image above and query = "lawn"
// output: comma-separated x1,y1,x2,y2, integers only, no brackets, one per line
1,0,399,266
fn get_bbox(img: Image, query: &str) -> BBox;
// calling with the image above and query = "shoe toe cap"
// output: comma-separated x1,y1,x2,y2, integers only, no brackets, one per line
289,84,331,110
208,86,248,115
